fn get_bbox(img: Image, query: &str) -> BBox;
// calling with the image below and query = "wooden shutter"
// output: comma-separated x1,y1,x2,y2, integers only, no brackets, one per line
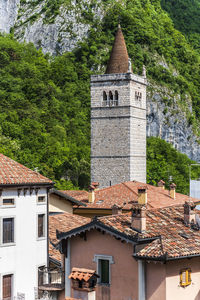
3,274,12,299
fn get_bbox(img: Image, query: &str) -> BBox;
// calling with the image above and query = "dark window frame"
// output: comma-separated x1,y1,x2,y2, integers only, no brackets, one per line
2,218,15,244
38,214,45,238
2,198,15,206
98,259,110,285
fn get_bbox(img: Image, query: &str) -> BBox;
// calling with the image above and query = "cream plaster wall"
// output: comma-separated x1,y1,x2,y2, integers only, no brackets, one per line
49,193,73,213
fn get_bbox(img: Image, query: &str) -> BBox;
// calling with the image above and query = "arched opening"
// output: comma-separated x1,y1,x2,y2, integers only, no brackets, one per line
103,91,107,101
115,91,119,106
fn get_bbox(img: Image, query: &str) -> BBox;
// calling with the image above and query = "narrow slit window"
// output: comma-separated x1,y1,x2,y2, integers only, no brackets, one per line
38,214,45,238
38,196,46,203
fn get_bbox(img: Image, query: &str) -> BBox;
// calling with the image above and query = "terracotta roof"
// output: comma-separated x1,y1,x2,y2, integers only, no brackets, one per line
69,267,98,281
64,181,199,210
0,153,53,186
49,212,90,262
105,25,129,74
61,190,89,202
99,206,200,259
57,204,200,260
50,189,86,207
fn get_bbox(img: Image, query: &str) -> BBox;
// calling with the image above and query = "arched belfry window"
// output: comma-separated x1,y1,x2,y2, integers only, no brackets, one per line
109,91,113,101
103,91,107,101
115,91,119,106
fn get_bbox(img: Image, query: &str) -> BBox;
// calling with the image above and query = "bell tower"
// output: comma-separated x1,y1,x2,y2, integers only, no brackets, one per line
91,25,147,188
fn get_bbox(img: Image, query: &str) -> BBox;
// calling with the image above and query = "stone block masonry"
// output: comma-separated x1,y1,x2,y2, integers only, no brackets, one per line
91,73,147,188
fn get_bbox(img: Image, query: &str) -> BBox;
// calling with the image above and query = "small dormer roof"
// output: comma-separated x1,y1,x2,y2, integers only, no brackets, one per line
105,25,129,74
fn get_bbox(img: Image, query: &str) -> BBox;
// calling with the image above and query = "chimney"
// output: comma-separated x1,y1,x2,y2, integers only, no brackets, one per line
169,183,176,199
112,204,122,215
158,180,165,190
138,186,148,205
184,200,196,225
88,182,99,203
131,205,146,232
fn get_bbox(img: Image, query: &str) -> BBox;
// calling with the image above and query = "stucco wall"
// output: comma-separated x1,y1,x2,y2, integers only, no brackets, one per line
146,262,166,300
49,193,73,213
166,258,200,300
70,229,138,300
0,187,48,299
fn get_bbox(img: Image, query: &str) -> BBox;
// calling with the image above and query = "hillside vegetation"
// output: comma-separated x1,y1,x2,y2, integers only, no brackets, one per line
0,0,200,194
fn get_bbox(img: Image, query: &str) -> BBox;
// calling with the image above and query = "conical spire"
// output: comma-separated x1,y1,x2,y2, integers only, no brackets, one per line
105,25,130,74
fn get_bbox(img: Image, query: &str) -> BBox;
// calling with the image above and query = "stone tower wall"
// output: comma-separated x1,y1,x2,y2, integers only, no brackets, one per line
91,73,147,188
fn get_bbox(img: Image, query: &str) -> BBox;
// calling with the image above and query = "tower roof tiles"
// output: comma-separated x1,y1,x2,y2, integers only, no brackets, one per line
105,25,130,74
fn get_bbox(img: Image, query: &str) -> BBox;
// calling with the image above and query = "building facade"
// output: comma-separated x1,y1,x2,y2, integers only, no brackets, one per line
91,26,147,188
0,153,53,299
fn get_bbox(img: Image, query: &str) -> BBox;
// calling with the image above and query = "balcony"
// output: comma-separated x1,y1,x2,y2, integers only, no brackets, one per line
38,267,65,291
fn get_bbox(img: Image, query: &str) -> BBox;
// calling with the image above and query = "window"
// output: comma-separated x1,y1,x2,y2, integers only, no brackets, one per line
38,214,45,238
3,274,13,300
93,255,114,285
180,268,191,287
37,196,46,203
99,259,109,284
2,199,15,206
3,218,14,244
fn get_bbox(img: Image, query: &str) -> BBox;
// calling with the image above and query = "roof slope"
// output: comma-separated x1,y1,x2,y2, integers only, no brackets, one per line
49,212,90,262
64,181,199,210
0,153,53,186
105,25,129,74
56,205,200,260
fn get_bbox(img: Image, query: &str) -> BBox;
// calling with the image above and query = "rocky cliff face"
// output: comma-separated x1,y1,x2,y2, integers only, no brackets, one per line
0,0,20,33
0,0,199,161
147,90,200,162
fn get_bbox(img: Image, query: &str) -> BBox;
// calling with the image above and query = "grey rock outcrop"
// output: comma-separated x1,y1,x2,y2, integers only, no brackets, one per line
0,0,20,33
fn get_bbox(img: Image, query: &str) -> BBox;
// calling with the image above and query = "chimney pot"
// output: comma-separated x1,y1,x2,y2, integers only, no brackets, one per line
158,180,165,189
112,204,122,215
169,183,176,199
184,200,196,225
131,204,146,232
88,183,98,203
137,186,148,205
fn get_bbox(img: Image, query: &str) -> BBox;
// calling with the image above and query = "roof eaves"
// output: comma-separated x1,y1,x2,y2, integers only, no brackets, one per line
56,219,138,244
50,189,86,207
0,182,54,188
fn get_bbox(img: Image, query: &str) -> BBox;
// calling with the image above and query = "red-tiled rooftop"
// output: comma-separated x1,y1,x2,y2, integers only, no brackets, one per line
55,204,200,260
49,212,90,262
63,181,199,210
0,153,53,185
69,267,98,282
98,206,200,259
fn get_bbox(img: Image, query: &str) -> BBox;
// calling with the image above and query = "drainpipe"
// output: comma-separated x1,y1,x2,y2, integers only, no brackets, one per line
138,260,146,300
65,239,71,298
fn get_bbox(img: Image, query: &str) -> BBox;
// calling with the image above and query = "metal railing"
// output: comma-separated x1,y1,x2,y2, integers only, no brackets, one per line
38,267,65,291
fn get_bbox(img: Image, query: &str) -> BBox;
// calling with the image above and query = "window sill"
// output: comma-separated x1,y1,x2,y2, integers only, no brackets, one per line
1,242,16,247
98,283,110,287
37,236,46,241
37,202,47,205
1,205,16,209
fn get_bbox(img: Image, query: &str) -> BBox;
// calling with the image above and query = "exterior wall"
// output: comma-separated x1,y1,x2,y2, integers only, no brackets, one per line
49,193,73,213
146,262,166,300
70,229,138,300
0,186,48,299
166,258,200,300
91,73,147,188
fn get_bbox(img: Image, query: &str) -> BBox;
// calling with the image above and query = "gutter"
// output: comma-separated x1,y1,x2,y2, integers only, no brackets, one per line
133,252,200,262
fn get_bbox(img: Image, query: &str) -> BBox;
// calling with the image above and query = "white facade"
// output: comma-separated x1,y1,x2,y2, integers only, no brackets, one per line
0,186,48,299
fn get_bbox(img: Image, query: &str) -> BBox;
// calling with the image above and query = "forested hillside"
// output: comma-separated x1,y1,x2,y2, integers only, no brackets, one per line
161,0,200,50
0,0,200,194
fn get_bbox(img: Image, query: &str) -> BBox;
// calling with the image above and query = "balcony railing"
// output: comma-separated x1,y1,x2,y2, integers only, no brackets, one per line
38,267,65,291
